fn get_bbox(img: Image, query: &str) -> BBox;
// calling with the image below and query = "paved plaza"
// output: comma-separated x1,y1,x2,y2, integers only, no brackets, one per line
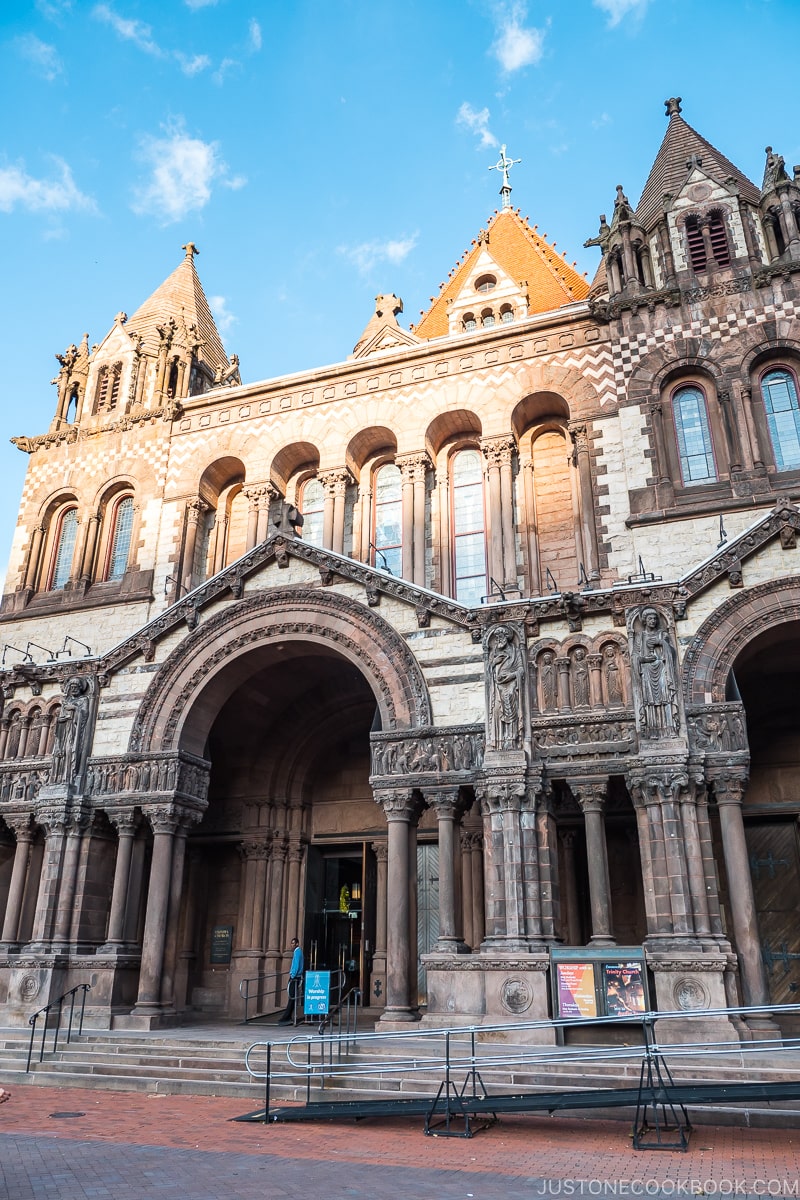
1,1085,799,1199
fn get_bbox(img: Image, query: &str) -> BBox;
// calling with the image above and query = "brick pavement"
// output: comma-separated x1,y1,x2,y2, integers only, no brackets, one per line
0,1085,798,1199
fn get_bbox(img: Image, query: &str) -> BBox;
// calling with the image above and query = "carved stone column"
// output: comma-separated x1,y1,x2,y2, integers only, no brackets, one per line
0,820,34,948
481,436,515,592
100,810,139,950
376,789,423,1022
320,469,351,555
460,831,474,948
16,716,32,761
51,810,90,946
680,775,712,937
478,776,529,948
256,483,278,545
0,717,10,761
265,834,288,957
536,792,559,941
160,820,192,1010
570,779,614,946
569,423,600,579
370,840,388,1006
713,774,773,1012
77,511,101,586
397,455,415,581
243,486,262,551
22,524,45,592
133,808,180,1012
428,789,468,953
395,453,431,587
556,657,572,712
181,498,208,592
560,830,582,945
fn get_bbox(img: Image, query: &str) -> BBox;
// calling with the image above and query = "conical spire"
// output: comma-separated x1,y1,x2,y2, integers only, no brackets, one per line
634,97,759,230
126,243,229,378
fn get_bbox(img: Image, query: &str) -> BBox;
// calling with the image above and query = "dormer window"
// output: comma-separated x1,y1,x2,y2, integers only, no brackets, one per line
463,313,476,332
482,310,495,328
500,306,514,323
475,274,496,293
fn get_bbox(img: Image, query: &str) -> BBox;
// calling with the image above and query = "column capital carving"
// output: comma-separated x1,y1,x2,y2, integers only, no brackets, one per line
568,778,608,813
185,497,209,525
425,787,463,820
243,482,279,508
626,768,690,808
480,434,516,468
396,451,431,482
239,838,270,862
374,788,423,822
5,814,34,840
106,808,140,835
319,467,353,497
371,840,388,863
710,773,748,806
477,775,526,814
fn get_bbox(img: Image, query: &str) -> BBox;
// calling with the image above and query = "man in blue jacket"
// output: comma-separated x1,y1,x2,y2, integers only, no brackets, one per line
277,937,304,1024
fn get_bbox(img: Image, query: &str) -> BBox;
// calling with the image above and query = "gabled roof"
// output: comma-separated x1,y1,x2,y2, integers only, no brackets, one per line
635,101,760,230
126,244,229,377
412,208,590,340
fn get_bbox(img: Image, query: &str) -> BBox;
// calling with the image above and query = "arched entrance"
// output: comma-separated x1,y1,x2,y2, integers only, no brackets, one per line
731,621,800,1009
127,586,432,1022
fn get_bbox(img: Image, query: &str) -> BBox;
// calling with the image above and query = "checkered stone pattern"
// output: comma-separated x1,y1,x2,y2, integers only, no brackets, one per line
19,426,173,511
610,296,800,397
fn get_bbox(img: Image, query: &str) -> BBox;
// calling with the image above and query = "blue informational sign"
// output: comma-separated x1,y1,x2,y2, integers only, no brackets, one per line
303,970,331,1015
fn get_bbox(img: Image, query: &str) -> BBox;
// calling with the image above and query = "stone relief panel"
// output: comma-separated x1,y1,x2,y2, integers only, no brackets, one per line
370,726,484,779
627,606,682,741
530,633,629,715
686,703,748,754
484,624,527,752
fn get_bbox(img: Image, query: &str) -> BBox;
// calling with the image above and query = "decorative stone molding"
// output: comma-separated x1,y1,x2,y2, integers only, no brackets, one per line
484,623,527,753
129,586,433,753
86,751,210,808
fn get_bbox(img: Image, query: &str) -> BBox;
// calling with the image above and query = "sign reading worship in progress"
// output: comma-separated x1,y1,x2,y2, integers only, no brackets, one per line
304,970,331,1015
555,961,598,1018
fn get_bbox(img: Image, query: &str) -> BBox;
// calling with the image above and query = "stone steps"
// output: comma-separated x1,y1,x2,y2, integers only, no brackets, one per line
2,1025,800,1125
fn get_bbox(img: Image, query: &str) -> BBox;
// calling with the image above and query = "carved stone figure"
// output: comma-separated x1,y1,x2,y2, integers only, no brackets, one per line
486,625,525,750
51,676,91,786
602,643,625,707
539,650,557,712
632,608,679,738
571,647,590,708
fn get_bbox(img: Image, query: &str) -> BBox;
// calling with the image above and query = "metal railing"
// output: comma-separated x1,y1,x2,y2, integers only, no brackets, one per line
240,967,349,1024
244,1001,800,1132
26,983,91,1072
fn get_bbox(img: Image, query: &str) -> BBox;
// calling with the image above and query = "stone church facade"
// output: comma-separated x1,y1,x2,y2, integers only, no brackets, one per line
1,99,799,1039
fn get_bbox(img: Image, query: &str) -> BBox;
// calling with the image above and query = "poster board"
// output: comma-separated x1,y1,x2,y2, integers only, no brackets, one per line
550,948,649,1020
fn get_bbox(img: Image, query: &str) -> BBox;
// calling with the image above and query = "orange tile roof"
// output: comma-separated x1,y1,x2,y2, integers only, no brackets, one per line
413,208,590,340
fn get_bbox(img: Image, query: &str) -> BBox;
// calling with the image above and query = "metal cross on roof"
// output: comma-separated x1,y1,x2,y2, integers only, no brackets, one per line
489,145,521,208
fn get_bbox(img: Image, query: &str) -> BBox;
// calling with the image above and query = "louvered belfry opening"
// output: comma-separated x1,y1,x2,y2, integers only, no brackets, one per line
708,212,731,265
685,215,707,271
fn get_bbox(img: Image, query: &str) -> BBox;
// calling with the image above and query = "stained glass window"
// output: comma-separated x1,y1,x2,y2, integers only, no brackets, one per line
673,386,716,484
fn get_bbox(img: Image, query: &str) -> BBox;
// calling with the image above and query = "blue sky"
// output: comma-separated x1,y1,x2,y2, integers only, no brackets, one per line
1,0,799,581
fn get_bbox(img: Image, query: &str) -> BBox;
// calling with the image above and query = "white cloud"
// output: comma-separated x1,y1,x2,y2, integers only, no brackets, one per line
36,0,72,21
0,157,96,214
249,19,262,51
593,0,649,27
212,56,240,85
132,121,242,224
93,3,164,56
491,1,545,72
338,234,418,275
456,102,497,149
176,51,211,76
209,294,236,335
15,33,64,80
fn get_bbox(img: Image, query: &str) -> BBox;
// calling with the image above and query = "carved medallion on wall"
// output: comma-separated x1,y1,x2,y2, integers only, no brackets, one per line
500,977,533,1014
18,974,40,1001
674,977,708,1010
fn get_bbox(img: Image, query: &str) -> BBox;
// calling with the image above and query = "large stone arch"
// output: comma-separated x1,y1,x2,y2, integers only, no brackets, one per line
129,586,433,755
682,576,800,703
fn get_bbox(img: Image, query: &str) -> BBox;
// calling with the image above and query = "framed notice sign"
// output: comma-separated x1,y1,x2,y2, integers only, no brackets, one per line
602,961,646,1017
555,962,597,1018
210,925,233,964
550,948,649,1020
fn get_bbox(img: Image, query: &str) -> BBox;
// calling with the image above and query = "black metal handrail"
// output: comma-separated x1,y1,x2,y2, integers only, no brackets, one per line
239,968,294,1023
26,983,91,1072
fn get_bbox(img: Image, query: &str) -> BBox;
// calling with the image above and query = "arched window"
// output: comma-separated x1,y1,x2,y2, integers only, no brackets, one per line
451,449,487,605
48,507,78,590
761,368,800,470
500,305,514,324
462,313,476,333
105,495,134,581
482,309,495,328
372,463,402,574
301,477,325,546
672,385,717,485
